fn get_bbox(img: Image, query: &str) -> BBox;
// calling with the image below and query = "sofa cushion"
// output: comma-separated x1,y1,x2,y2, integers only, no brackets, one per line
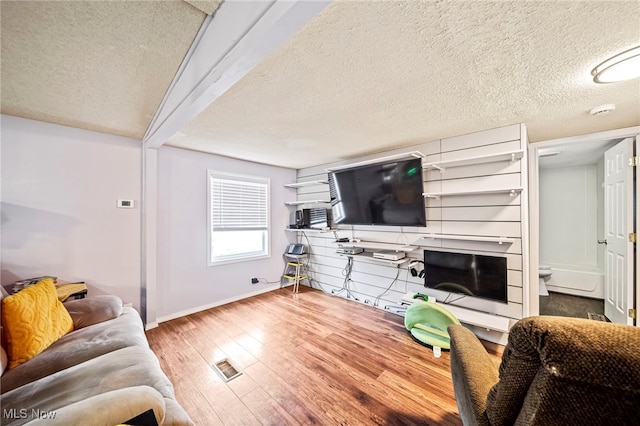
1,278,73,369
1,346,192,426
0,307,147,394
0,345,7,376
22,385,166,426
64,295,123,329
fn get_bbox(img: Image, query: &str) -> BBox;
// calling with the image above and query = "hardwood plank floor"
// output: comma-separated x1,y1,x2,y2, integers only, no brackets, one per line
146,287,500,425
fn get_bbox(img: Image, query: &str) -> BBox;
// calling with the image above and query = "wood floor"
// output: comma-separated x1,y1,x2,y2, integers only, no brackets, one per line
146,287,500,425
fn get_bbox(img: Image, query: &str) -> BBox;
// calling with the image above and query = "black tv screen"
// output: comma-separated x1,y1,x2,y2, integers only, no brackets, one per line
328,158,426,226
423,250,507,303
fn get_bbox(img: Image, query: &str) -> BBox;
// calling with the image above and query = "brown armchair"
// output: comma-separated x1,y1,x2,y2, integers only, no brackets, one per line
448,316,640,426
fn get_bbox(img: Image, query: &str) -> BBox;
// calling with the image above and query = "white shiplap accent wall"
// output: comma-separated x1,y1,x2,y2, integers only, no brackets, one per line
291,124,528,342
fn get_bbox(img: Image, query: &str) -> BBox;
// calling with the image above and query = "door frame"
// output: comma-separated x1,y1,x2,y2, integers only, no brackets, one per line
528,126,640,323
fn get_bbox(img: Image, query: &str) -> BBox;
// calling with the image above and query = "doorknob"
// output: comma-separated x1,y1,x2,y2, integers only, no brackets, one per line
598,239,607,245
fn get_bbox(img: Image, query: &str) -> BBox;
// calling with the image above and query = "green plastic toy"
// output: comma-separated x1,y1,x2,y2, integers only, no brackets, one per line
404,300,460,350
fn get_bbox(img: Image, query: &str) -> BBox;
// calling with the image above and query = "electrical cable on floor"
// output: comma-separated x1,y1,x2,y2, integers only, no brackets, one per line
254,278,282,284
403,265,410,294
343,257,358,300
332,256,359,300
300,231,333,295
374,265,401,307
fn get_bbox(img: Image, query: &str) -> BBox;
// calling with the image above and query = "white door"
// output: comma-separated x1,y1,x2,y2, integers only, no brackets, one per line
604,138,635,325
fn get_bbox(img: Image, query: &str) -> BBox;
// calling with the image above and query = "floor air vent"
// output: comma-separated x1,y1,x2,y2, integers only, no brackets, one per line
212,359,242,382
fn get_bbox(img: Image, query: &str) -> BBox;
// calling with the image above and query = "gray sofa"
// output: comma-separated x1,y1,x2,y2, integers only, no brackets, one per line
1,294,193,426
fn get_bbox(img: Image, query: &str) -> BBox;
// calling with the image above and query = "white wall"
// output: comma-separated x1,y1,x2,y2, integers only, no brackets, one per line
155,146,296,320
1,117,298,322
0,115,142,308
539,163,605,298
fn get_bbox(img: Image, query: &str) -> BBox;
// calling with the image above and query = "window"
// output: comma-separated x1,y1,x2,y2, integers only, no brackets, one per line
208,170,270,265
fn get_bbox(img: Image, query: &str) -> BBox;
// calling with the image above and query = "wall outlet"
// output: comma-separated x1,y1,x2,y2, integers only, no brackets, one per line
123,302,133,308
251,278,259,284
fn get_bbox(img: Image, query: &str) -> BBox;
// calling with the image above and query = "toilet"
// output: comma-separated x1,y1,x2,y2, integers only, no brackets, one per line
539,266,552,296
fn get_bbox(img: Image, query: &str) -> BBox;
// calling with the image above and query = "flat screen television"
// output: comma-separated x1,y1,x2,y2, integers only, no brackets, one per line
328,158,426,226
423,250,507,303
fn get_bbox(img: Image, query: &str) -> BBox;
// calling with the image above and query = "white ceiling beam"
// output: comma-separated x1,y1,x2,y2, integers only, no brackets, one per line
143,0,331,148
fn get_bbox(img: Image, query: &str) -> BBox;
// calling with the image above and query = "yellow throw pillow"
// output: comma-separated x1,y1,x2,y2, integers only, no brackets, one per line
1,277,74,369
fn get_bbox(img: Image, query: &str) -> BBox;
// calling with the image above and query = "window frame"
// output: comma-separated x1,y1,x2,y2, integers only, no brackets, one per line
207,170,271,266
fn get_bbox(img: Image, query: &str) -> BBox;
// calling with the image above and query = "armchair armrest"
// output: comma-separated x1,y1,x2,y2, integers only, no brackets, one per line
486,316,640,425
448,324,498,426
64,295,123,329
24,385,165,426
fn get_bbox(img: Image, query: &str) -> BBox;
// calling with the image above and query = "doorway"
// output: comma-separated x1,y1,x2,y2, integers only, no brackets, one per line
528,127,640,325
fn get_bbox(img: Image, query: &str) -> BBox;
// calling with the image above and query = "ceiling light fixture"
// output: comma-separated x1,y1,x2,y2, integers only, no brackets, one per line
591,45,640,83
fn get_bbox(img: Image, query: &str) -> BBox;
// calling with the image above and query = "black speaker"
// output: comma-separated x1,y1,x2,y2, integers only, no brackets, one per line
295,209,311,227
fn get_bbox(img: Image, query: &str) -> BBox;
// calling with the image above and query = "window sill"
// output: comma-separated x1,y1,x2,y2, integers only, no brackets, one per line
208,253,270,267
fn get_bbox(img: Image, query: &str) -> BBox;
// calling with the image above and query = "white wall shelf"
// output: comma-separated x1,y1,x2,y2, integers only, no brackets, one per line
423,187,523,199
337,251,410,266
423,149,524,172
285,227,332,233
326,151,425,172
285,200,330,206
441,304,511,333
284,180,328,188
415,234,514,245
334,240,416,252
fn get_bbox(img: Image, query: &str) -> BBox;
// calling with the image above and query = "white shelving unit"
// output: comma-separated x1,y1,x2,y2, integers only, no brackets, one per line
326,151,425,172
336,251,410,266
415,234,514,245
284,200,330,206
442,304,511,333
285,227,332,233
284,180,328,188
418,148,524,245
423,187,523,199
423,149,524,171
334,240,416,252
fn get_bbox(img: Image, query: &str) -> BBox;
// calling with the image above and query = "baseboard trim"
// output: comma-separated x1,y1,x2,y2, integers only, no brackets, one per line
155,284,281,324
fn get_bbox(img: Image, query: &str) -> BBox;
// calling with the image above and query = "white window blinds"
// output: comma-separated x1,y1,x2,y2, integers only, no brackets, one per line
210,175,269,232
208,170,270,266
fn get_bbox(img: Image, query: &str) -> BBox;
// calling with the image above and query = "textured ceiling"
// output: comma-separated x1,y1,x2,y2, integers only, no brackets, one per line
168,0,640,168
1,0,639,169
0,0,207,139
